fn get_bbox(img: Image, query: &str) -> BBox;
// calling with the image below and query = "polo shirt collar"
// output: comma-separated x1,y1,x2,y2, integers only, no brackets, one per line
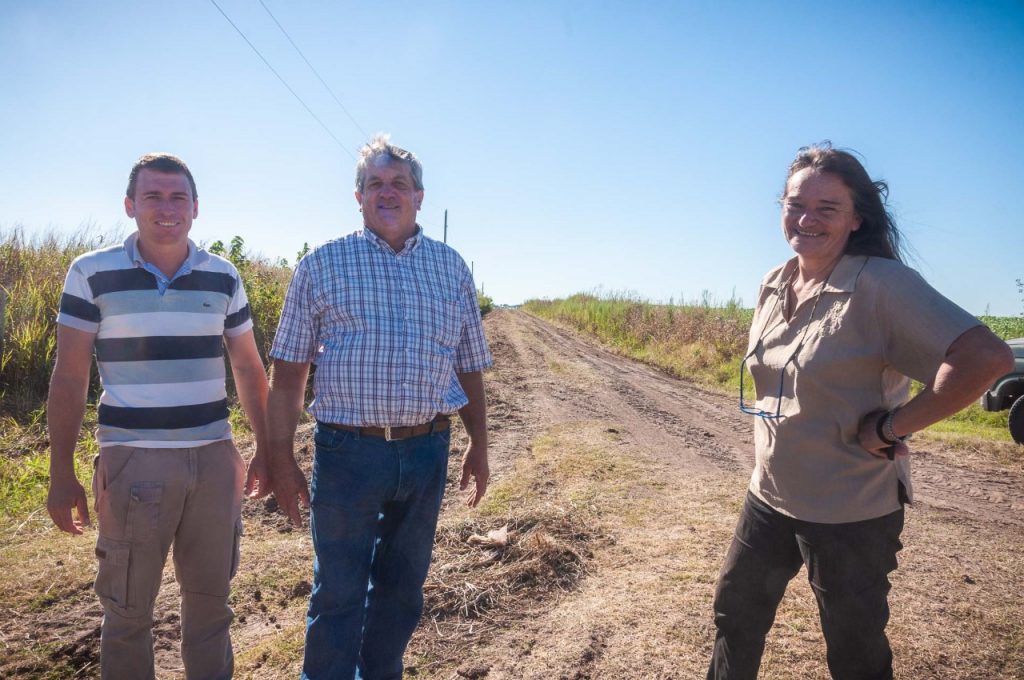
823,255,869,293
761,254,869,294
361,225,423,255
124,232,205,272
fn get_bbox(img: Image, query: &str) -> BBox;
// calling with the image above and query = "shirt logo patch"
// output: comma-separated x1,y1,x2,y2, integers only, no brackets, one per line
821,300,846,336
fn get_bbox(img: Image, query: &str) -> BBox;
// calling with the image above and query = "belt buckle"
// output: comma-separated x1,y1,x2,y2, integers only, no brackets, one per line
384,426,394,442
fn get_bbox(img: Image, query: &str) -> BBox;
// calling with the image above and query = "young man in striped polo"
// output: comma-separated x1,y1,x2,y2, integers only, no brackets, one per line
46,153,270,679
264,134,492,679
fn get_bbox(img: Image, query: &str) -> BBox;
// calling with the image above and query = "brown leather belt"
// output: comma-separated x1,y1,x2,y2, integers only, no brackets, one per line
319,415,450,441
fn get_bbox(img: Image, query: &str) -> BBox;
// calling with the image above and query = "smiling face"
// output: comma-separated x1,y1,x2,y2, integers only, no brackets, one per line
124,168,198,251
781,168,862,272
355,157,423,241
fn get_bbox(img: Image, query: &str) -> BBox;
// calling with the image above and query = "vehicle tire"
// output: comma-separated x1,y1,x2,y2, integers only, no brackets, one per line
1010,394,1024,445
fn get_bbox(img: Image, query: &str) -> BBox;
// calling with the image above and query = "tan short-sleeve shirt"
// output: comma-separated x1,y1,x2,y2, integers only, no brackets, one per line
746,255,980,523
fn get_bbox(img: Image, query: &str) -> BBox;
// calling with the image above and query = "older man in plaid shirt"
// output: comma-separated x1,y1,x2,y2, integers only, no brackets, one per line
263,134,491,680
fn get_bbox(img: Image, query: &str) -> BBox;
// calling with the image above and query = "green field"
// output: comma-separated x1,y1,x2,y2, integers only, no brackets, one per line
980,315,1024,341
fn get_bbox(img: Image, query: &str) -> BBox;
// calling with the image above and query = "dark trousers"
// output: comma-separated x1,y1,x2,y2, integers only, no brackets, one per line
707,492,904,680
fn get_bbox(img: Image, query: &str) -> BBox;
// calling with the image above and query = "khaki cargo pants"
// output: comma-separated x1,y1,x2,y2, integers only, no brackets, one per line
92,440,244,680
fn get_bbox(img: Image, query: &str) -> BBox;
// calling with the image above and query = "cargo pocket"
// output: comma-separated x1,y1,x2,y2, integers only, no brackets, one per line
91,454,102,513
126,482,163,541
230,518,244,580
94,536,131,615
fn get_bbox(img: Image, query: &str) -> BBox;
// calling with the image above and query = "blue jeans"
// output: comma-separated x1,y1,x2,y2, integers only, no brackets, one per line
302,422,450,680
708,492,904,680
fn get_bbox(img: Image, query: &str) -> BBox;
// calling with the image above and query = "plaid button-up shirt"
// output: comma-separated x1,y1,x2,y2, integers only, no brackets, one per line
270,227,492,427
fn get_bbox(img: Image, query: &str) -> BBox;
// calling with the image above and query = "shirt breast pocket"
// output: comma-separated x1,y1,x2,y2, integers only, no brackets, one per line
318,283,367,334
422,293,462,348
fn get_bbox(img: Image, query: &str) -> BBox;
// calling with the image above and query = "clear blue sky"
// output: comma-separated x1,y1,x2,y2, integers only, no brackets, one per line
3,1,1022,315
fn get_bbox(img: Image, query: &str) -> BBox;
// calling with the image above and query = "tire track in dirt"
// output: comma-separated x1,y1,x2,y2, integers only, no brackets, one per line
911,454,1024,523
505,312,752,474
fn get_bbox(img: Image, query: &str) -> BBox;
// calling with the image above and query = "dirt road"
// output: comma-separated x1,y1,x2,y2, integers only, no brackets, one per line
4,309,1023,679
409,310,1024,679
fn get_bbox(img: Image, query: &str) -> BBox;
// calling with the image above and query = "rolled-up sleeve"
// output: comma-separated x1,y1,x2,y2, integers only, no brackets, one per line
270,258,319,363
876,264,981,383
453,268,493,373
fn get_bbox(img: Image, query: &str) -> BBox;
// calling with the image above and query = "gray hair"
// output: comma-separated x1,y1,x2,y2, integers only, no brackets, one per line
354,133,423,192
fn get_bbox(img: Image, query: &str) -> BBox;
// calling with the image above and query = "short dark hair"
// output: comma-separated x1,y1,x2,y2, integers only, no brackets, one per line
783,142,905,263
126,153,197,200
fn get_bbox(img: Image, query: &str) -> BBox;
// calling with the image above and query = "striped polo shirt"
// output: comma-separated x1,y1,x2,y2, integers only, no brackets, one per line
56,233,253,448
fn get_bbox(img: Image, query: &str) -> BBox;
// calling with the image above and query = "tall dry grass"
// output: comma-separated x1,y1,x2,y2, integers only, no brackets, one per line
0,227,124,417
524,292,753,389
0,229,293,422
206,236,293,361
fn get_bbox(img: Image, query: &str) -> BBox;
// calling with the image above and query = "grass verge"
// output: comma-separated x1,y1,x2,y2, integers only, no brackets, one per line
0,406,98,521
523,293,751,392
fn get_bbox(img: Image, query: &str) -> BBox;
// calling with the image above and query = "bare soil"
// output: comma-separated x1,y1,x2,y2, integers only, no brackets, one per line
2,309,1022,678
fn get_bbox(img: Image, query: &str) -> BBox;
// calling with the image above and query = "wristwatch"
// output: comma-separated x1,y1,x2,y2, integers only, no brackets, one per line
877,409,911,446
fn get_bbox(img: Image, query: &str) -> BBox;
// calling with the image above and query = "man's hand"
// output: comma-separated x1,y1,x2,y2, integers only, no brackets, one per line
857,409,909,460
456,370,489,507
459,440,489,507
269,457,310,526
266,359,312,526
47,324,96,536
226,329,271,500
47,473,91,535
244,448,271,499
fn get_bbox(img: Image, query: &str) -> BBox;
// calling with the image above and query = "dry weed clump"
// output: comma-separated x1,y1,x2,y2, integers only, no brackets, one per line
424,510,593,623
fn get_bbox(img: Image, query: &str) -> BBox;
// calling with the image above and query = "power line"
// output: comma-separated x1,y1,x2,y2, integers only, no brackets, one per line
208,0,356,160
257,0,368,140
209,1,448,236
